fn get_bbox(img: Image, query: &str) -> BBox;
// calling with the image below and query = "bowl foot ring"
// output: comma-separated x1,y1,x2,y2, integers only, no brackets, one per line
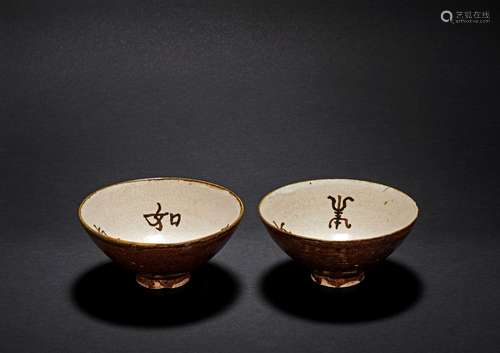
311,271,365,288
136,273,191,289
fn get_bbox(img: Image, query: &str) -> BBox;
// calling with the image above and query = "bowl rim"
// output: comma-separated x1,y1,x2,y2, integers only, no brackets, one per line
78,177,245,248
257,178,419,243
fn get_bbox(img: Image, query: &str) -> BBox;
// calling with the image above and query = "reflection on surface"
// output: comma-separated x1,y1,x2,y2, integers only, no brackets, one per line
329,232,352,241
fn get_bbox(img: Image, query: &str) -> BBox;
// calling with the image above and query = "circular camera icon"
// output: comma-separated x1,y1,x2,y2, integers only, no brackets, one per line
441,10,453,23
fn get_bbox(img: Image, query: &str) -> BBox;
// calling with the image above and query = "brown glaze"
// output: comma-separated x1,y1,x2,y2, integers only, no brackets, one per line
262,221,415,288
136,273,191,289
80,220,239,288
78,177,244,289
311,271,364,288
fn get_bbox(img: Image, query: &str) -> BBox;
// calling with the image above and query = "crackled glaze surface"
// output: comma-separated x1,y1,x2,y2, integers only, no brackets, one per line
258,179,418,288
80,178,243,244
78,177,244,289
259,179,418,241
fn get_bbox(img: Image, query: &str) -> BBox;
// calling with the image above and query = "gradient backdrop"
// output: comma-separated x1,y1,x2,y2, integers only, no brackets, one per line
2,1,499,353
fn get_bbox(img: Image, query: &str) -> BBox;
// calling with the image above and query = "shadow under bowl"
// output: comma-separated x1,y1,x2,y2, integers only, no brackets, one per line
258,179,418,288
78,177,244,289
260,259,423,322
72,261,240,327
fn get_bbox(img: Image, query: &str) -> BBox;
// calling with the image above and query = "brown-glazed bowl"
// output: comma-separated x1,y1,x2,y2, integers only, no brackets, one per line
258,179,418,288
78,177,244,289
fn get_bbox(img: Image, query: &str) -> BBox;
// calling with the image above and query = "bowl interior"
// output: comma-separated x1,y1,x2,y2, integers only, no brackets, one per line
79,178,243,244
259,179,418,241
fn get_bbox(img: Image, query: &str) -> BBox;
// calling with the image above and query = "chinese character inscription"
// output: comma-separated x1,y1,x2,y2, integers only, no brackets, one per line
327,195,354,230
143,202,181,231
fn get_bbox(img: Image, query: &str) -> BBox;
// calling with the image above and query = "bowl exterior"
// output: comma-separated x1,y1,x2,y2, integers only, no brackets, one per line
263,222,415,276
83,226,238,276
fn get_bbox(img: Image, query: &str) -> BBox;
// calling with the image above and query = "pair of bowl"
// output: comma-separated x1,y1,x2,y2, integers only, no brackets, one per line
78,177,418,289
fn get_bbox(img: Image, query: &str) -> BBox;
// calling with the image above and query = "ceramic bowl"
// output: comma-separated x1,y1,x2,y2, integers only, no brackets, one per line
78,177,244,289
258,179,418,288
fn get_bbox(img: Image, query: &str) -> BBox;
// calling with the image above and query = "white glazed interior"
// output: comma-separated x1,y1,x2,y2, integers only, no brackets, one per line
259,179,418,241
79,178,243,244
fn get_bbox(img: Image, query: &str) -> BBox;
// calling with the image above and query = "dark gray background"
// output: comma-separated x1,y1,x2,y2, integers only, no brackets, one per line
2,1,499,352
